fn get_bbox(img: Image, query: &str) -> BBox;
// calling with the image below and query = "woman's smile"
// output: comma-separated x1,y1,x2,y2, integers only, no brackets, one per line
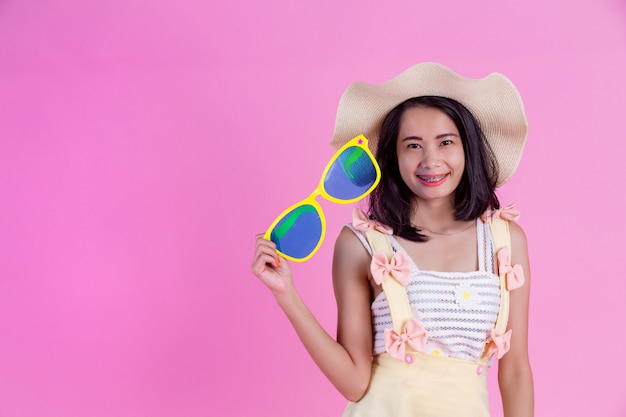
416,173,450,186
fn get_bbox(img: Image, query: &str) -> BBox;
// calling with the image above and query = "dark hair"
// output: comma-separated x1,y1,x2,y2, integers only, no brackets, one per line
368,96,500,242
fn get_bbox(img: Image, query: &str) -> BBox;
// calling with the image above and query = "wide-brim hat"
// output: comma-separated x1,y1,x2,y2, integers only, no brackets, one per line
330,62,528,186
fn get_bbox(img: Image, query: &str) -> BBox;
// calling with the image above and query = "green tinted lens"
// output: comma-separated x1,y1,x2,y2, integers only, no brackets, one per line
269,204,322,260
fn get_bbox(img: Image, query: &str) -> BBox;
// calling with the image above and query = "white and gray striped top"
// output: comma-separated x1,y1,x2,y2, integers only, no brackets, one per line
347,219,501,362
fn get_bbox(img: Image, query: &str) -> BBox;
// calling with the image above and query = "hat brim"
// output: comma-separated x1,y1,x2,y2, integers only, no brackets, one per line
330,62,528,186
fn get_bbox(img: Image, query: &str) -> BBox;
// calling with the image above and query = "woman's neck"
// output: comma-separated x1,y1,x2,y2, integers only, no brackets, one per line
411,198,471,235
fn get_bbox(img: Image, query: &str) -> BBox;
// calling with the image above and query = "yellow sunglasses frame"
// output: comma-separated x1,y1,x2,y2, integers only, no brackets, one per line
264,135,381,262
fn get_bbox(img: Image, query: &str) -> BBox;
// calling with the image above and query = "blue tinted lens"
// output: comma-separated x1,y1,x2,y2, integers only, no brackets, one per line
269,204,322,259
324,146,377,200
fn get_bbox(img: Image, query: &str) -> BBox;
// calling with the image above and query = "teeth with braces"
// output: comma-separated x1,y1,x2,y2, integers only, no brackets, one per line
418,174,447,183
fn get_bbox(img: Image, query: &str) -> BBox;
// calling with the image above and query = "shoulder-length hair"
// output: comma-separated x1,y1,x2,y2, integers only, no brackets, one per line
368,96,500,242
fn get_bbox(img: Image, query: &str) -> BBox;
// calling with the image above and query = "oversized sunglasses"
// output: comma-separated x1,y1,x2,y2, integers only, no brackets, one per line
264,135,381,262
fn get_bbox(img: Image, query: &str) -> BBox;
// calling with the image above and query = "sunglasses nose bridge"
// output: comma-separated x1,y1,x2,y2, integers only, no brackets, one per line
308,188,322,201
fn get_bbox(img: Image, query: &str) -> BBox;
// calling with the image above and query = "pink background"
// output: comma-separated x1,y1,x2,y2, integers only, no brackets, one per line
1,0,625,416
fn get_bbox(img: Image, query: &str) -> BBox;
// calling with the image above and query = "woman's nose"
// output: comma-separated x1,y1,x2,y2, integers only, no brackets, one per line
420,148,442,168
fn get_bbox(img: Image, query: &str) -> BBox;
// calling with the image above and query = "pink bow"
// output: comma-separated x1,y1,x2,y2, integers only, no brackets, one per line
480,204,520,223
487,328,512,359
497,247,525,290
371,250,411,286
352,208,393,234
384,317,427,362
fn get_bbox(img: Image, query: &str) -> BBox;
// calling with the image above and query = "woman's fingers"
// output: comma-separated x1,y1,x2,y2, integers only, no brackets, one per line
251,233,293,294
252,252,280,276
252,234,280,273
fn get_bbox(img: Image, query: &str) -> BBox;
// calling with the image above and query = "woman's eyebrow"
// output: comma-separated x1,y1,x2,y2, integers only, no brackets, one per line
400,135,422,142
401,132,459,141
436,132,460,139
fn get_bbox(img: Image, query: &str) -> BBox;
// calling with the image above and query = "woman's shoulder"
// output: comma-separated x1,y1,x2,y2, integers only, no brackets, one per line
332,226,372,286
336,208,394,256
508,220,527,242
335,225,371,258
480,204,529,262
508,221,529,262
481,204,527,247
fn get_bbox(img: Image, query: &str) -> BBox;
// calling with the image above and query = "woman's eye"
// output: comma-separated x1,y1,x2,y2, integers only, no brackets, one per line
440,140,453,146
408,143,421,149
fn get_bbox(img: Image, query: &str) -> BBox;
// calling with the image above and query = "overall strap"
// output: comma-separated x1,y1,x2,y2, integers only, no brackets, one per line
364,230,413,333
477,217,512,366
489,218,512,335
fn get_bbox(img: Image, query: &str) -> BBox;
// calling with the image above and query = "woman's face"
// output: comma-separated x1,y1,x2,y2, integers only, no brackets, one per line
396,106,465,204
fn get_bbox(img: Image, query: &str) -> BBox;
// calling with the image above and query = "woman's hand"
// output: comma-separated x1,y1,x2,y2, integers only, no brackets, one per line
251,234,294,296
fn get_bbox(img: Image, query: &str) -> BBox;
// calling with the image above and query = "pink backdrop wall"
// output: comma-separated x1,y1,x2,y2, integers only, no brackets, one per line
1,0,625,416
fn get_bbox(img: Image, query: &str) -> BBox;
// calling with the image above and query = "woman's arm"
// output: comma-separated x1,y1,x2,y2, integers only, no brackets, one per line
251,228,374,401
498,222,534,416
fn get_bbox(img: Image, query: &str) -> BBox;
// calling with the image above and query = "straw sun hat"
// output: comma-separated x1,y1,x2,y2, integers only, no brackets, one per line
331,62,528,186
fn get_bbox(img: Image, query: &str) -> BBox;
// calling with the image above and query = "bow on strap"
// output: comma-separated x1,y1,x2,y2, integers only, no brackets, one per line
497,246,525,290
487,328,512,359
352,208,393,234
384,317,427,362
480,204,521,223
371,250,411,287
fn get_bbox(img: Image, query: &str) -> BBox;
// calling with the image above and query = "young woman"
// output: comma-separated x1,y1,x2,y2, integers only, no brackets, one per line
252,63,533,416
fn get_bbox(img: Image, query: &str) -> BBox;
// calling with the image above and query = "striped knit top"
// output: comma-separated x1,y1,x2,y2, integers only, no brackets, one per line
347,218,501,362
